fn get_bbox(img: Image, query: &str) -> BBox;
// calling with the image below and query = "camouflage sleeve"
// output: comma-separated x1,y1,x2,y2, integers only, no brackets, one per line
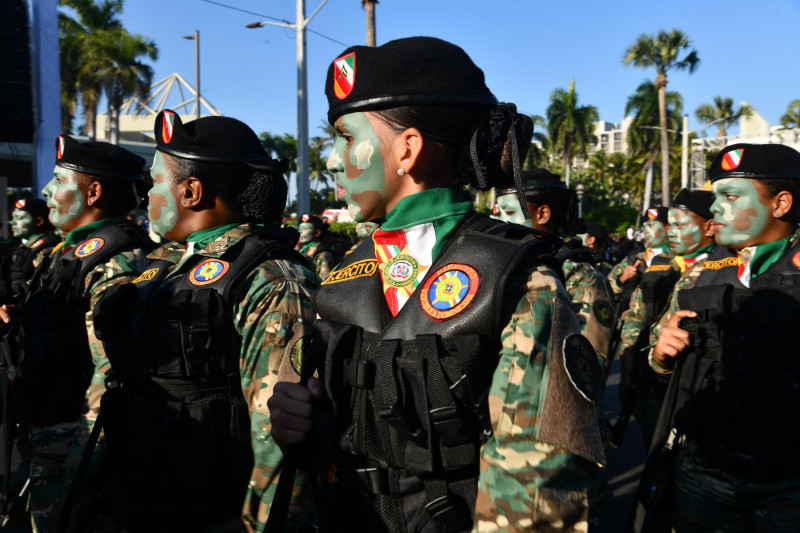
563,260,615,363
314,251,337,279
607,257,630,297
235,258,319,533
647,263,704,375
83,248,151,426
619,286,646,353
474,266,594,532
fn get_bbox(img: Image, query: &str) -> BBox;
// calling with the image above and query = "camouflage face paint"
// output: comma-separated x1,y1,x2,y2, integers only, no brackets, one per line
298,222,315,244
355,221,378,240
643,220,667,247
147,152,179,238
10,210,34,238
711,178,769,247
496,194,530,226
667,208,703,255
327,112,386,222
42,166,84,231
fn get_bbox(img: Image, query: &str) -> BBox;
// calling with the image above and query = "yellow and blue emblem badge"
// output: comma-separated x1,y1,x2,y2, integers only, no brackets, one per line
75,238,104,257
420,263,480,321
189,258,230,286
31,238,45,248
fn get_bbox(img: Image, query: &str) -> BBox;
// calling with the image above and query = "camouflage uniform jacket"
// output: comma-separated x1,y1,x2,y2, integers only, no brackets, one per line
299,240,338,279
608,245,668,298
147,223,319,532
563,258,615,364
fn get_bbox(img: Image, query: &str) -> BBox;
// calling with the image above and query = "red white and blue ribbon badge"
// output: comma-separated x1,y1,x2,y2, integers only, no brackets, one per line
420,264,481,321
189,258,230,286
333,52,356,99
721,148,744,171
162,111,176,144
75,238,105,257
57,135,65,159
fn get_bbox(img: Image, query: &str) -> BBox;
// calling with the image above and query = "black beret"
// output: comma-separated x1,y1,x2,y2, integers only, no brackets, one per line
671,188,714,220
584,221,609,241
299,213,325,230
518,168,567,191
645,207,669,225
154,109,276,168
55,134,145,181
709,143,800,182
13,198,49,218
325,36,497,124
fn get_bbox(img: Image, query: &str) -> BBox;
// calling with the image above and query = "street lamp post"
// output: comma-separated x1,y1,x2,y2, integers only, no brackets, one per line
247,0,329,218
575,183,585,218
182,30,200,120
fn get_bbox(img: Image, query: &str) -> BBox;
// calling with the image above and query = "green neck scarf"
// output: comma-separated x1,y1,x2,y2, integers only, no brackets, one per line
64,217,125,247
749,236,791,278
186,223,242,250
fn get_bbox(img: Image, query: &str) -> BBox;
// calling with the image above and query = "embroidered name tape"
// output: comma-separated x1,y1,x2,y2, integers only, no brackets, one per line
646,265,672,272
321,259,378,284
133,268,160,283
703,257,738,270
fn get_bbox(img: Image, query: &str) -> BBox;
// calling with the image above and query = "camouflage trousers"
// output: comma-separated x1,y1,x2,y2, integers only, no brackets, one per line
670,442,800,532
28,420,89,533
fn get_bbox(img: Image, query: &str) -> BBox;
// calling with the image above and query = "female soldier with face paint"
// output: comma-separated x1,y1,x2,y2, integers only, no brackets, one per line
0,135,153,532
613,189,716,450
268,37,605,532
639,144,800,530
296,213,339,278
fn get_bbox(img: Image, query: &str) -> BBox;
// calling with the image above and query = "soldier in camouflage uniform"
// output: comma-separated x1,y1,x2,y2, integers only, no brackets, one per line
644,144,800,530
347,221,379,253
269,37,605,532
0,135,152,532
296,213,338,278
616,189,715,450
580,222,614,277
85,110,319,532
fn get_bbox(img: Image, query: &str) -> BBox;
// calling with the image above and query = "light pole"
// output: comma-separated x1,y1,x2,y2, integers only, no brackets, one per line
247,0,329,217
182,31,200,120
575,183,585,218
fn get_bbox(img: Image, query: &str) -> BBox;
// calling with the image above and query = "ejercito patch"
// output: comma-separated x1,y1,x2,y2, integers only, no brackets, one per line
645,264,671,272
703,257,738,270
562,334,603,403
132,268,159,284
321,259,377,284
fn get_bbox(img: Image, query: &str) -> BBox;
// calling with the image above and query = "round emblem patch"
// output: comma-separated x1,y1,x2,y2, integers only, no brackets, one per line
289,337,307,376
189,259,230,286
420,264,480,321
792,250,800,270
592,300,614,328
562,334,604,404
75,238,104,257
31,238,44,248
383,254,419,288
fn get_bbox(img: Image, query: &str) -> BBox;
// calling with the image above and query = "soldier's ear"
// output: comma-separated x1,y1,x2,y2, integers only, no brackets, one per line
177,176,204,209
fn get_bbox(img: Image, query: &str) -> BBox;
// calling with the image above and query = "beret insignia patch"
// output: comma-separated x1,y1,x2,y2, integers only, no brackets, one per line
14,199,25,209
793,250,800,270
420,263,480,321
189,258,230,286
57,135,65,159
75,238,104,257
132,268,160,283
162,110,176,144
721,148,744,171
333,52,356,100
592,300,614,328
647,208,658,220
562,334,603,404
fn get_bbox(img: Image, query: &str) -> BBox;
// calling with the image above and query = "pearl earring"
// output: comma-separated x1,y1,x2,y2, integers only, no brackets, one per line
397,168,405,176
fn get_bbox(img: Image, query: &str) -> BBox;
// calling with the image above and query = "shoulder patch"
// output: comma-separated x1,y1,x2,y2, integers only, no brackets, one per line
646,264,672,272
321,259,377,285
30,238,45,248
592,299,614,328
703,257,738,270
132,268,160,284
288,336,307,376
420,263,481,321
792,250,800,270
189,258,230,286
75,238,105,257
562,334,604,403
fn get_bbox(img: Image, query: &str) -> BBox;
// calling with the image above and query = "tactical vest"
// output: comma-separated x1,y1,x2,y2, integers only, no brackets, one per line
639,254,679,327
92,229,306,530
7,232,61,303
675,242,800,480
311,214,604,533
13,222,152,427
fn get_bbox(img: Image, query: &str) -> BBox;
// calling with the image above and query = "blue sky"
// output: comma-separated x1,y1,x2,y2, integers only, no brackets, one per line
117,0,799,141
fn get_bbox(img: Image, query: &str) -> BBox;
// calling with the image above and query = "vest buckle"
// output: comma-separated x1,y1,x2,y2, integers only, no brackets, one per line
377,403,425,443
341,358,374,389
429,406,468,446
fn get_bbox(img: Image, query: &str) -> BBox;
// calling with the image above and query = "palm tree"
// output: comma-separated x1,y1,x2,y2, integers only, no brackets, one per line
695,96,752,138
546,79,599,186
624,29,699,205
523,115,550,169
781,99,800,129
625,80,683,209
361,0,378,46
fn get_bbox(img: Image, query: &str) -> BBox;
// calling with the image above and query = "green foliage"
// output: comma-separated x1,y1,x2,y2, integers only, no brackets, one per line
781,99,800,129
695,96,752,138
329,222,356,240
585,205,638,234
547,79,599,180
623,29,699,79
